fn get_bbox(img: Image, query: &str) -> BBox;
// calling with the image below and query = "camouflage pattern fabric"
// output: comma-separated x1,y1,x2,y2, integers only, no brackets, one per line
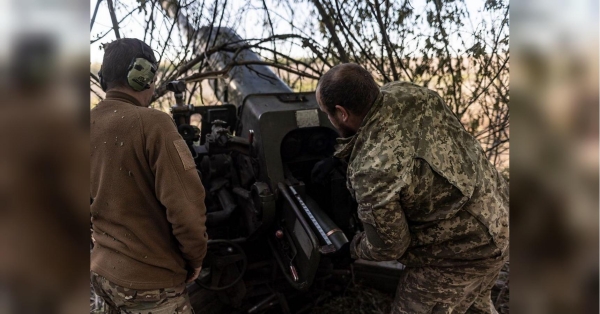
334,81,509,267
91,272,194,314
392,260,504,314
334,81,509,312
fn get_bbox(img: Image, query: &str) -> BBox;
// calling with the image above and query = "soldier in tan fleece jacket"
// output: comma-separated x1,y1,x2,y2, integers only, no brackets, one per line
90,38,208,314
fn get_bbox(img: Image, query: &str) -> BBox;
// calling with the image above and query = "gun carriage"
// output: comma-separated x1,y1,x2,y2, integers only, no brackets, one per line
168,27,402,313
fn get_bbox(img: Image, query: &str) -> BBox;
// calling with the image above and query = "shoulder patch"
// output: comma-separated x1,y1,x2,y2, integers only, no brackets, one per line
173,139,196,170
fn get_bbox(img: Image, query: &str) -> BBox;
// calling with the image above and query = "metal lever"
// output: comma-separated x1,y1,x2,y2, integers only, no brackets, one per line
289,264,299,282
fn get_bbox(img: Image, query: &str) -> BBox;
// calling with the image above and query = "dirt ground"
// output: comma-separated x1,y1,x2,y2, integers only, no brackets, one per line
313,262,509,314
91,262,509,313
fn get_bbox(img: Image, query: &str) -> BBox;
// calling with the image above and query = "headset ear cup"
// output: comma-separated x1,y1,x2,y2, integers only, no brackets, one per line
145,63,157,90
127,58,156,92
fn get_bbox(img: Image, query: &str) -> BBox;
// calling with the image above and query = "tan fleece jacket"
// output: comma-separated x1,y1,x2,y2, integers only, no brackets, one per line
90,91,208,290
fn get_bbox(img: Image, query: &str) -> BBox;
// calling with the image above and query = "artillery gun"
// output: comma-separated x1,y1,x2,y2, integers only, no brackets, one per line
168,27,402,313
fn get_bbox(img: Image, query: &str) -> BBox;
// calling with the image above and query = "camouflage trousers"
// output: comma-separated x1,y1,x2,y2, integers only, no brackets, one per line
392,260,505,314
91,272,194,314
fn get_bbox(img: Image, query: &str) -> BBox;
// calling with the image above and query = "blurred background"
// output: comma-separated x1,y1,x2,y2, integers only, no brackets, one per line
0,0,90,313
510,0,599,313
0,0,596,312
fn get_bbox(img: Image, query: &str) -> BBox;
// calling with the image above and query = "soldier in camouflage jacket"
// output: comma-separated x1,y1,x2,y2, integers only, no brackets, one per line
315,63,508,314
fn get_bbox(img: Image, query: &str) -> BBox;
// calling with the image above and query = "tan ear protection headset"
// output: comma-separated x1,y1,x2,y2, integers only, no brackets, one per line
98,39,158,92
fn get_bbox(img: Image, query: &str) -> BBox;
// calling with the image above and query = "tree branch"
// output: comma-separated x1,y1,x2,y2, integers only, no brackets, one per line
368,0,399,81
331,0,393,83
90,72,101,84
91,7,137,44
107,0,121,39
182,60,320,83
311,0,349,62
90,0,103,31
143,0,157,43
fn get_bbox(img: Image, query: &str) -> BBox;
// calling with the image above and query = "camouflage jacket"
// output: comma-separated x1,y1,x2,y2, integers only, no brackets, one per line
335,82,509,267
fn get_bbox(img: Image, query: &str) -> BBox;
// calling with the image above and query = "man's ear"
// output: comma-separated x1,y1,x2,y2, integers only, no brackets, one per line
334,105,350,122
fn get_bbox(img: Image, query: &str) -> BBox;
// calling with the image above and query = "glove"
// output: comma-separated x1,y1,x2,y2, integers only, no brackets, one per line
311,157,341,184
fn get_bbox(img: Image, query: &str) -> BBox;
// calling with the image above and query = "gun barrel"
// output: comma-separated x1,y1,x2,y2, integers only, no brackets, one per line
160,1,293,105
197,27,293,105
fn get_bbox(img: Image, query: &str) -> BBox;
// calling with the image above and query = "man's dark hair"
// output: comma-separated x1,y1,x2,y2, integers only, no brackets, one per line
100,38,157,90
316,63,379,116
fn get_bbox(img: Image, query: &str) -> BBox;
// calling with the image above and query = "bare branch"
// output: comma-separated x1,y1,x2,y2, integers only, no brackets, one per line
367,0,399,81
143,0,157,43
90,0,103,31
107,0,121,39
181,60,320,83
91,7,138,44
91,0,509,168
311,0,349,62
91,86,104,101
90,72,102,84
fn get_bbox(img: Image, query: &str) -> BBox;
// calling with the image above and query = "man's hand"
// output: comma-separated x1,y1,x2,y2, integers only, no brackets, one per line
311,157,341,184
186,266,202,283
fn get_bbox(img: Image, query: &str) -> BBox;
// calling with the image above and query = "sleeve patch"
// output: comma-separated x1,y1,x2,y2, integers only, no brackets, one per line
173,139,196,170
